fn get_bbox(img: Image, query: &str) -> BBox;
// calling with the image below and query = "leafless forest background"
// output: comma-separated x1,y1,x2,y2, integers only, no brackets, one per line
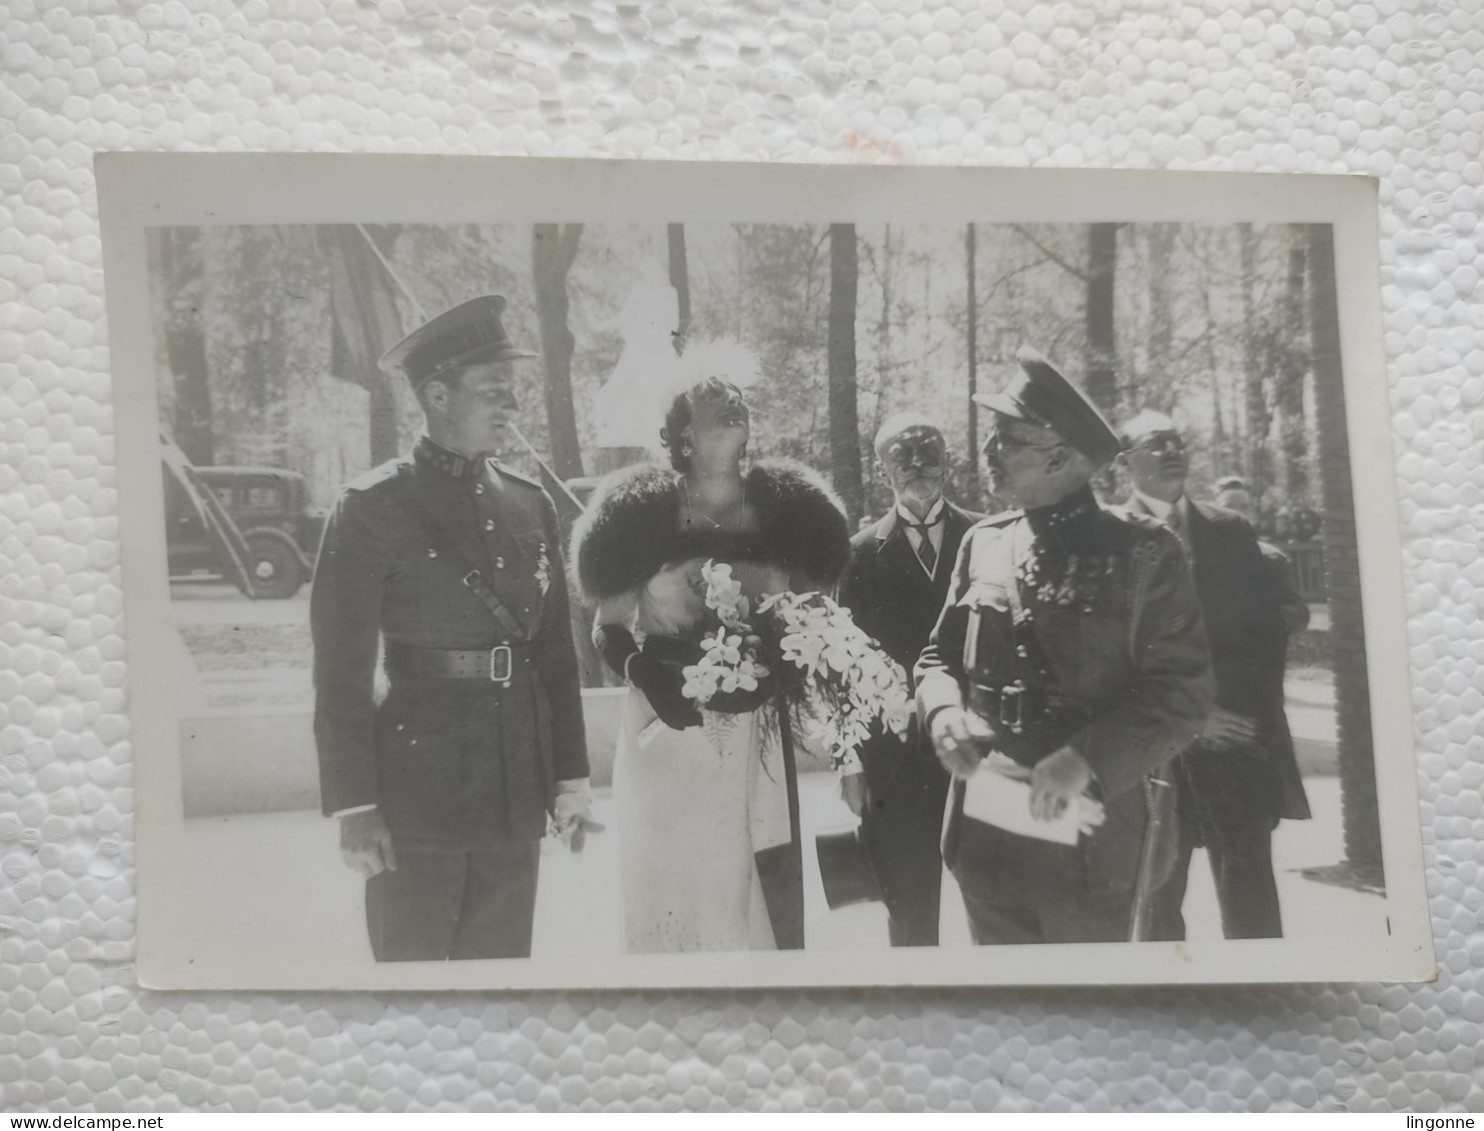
149,220,1331,529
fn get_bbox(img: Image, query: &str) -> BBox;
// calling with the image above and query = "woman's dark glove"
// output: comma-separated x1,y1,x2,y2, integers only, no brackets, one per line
628,651,703,730
594,624,701,731
594,623,640,681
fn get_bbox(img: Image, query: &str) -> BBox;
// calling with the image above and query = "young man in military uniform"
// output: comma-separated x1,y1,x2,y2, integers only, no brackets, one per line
838,412,982,946
1119,411,1311,940
312,295,593,962
916,350,1213,945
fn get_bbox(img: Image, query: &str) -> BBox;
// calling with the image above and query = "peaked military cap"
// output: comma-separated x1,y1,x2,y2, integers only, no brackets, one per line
974,347,1121,466
379,295,538,392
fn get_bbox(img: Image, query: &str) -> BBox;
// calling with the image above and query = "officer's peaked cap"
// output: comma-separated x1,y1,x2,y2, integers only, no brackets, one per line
379,295,538,392
973,347,1121,466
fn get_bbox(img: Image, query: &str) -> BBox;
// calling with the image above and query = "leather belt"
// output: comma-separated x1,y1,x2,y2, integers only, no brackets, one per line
968,681,1098,735
385,641,533,686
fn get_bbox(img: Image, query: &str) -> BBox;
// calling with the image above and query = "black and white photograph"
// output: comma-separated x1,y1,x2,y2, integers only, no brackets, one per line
99,155,1432,990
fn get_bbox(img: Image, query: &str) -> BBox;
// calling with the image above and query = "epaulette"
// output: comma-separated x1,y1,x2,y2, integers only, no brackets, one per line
489,459,544,492
342,458,407,493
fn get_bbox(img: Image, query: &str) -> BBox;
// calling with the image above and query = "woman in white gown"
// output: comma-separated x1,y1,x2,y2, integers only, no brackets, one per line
571,350,850,953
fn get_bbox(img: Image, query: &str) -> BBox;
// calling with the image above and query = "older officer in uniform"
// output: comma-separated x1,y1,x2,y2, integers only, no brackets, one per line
1119,411,1310,940
312,295,592,962
839,411,982,946
916,351,1213,945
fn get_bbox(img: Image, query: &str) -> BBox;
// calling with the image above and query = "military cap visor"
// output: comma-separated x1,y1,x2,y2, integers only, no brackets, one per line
973,349,1121,466
380,294,539,391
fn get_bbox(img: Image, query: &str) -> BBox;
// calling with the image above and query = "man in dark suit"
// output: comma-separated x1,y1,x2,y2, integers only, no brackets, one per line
838,412,982,946
917,352,1212,945
1213,476,1313,637
312,295,593,962
1118,411,1311,940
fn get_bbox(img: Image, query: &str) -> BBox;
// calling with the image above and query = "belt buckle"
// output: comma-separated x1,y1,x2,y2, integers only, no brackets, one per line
1000,681,1027,734
489,644,513,685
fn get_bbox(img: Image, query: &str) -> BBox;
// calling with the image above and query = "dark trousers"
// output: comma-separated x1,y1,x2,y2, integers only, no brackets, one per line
1147,748,1284,941
860,791,948,948
365,842,541,961
859,730,951,947
1147,816,1282,941
950,821,1133,945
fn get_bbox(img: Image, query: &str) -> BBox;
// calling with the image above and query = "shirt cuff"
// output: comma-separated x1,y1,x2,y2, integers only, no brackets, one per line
332,804,378,818
555,778,591,797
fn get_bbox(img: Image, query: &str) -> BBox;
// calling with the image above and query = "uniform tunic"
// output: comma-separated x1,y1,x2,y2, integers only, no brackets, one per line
916,486,1213,944
312,437,589,855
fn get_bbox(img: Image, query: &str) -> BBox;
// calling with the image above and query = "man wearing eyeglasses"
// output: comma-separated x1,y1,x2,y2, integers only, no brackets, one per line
838,413,983,946
916,351,1212,945
1118,411,1310,940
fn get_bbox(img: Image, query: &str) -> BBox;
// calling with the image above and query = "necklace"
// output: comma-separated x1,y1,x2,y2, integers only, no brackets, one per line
680,474,744,530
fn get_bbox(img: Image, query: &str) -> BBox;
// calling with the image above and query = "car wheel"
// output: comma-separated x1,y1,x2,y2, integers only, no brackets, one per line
244,532,306,599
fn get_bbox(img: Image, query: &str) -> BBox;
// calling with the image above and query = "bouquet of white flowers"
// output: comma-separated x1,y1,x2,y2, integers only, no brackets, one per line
679,560,913,768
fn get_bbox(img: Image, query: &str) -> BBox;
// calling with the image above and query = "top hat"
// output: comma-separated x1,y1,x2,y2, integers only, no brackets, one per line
815,827,884,912
973,347,1121,466
379,295,538,392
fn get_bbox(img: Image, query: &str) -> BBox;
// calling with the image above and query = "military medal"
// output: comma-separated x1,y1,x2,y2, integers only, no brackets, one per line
535,541,551,595
1018,542,1118,614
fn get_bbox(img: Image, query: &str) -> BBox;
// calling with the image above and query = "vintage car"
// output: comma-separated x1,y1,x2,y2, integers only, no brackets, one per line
164,446,325,599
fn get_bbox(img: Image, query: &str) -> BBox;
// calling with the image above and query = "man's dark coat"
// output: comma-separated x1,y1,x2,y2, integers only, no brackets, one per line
838,500,981,946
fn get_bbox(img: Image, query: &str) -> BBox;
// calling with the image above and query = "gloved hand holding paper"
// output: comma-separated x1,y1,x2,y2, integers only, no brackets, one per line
961,751,1083,846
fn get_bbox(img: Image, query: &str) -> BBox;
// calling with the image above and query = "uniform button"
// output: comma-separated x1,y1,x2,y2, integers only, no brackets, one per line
409,739,418,747
475,484,485,494
484,519,495,531
494,556,505,570
396,724,404,731
427,549,438,558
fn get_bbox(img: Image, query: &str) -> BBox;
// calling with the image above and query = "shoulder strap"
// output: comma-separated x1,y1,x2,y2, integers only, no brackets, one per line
407,470,531,643
1127,535,1160,666
1004,519,1025,624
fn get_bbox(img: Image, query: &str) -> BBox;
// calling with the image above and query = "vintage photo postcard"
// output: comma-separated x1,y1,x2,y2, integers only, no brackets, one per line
96,154,1434,990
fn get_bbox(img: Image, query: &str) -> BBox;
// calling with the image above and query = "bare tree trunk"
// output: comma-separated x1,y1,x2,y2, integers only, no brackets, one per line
1240,224,1271,522
867,224,895,507
1306,222,1382,890
1085,223,1118,413
828,223,863,521
966,222,979,491
667,223,690,355
1279,236,1310,500
1145,225,1176,412
532,223,585,480
160,228,214,465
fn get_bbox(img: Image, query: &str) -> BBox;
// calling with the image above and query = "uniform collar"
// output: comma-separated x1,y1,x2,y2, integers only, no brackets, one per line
1025,484,1101,538
415,436,486,480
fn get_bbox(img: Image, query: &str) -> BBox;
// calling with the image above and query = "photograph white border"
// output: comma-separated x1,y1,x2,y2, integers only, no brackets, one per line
97,153,1434,991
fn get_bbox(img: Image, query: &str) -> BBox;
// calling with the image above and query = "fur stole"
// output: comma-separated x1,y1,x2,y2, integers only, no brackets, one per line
571,458,851,602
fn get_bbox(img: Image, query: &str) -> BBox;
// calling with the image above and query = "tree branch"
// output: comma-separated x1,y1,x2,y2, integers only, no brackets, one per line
1010,224,1088,281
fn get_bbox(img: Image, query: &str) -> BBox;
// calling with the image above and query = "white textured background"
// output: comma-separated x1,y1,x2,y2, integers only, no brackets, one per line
2,0,1482,1113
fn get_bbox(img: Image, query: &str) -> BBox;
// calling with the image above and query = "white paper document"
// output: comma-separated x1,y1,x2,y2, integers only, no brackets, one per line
962,764,1082,846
